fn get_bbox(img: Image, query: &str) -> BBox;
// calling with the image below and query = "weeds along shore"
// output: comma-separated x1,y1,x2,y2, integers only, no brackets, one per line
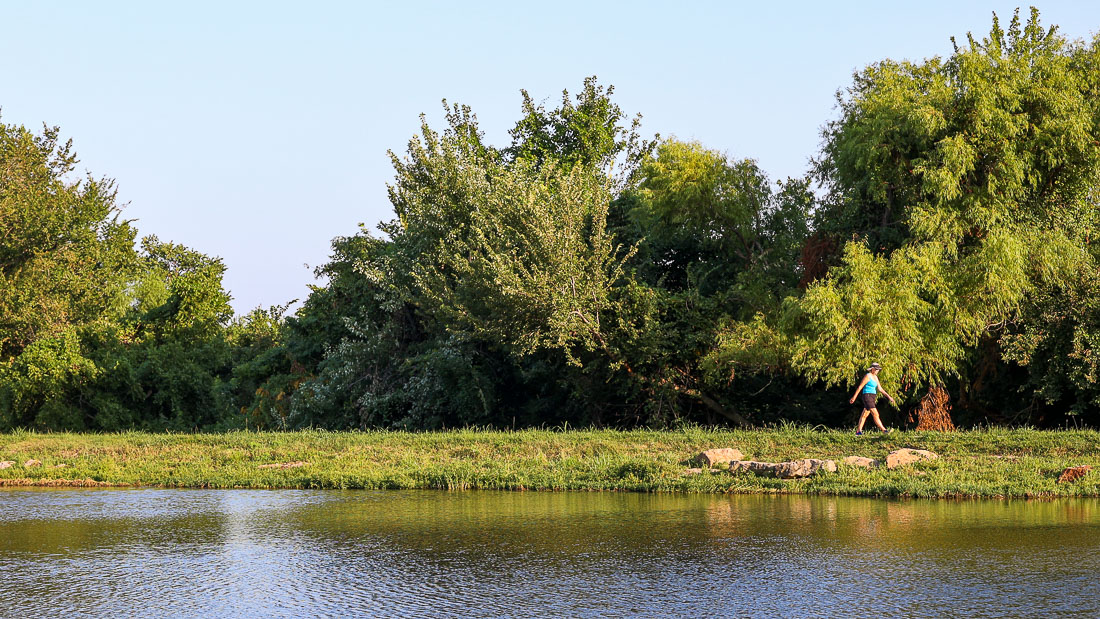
0,427,1098,498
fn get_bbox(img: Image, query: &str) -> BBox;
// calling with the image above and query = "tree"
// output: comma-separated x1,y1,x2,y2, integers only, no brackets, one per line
0,122,136,362
0,120,254,430
265,79,664,429
628,139,810,304
506,76,655,180
711,9,1100,421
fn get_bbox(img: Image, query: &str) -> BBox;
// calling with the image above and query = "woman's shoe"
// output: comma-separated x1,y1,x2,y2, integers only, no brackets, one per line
855,431,863,436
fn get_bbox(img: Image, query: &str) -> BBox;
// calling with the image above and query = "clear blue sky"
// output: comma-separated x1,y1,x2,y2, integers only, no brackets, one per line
3,1,1100,313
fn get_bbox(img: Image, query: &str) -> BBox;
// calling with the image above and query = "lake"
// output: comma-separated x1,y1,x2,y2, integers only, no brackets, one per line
1,489,1097,617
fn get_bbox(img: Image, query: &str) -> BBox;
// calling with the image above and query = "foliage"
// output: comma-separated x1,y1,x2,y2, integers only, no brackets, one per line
711,10,1100,410
1000,269,1100,425
0,121,267,431
506,76,656,180
0,122,136,361
628,139,811,305
9,11,1100,431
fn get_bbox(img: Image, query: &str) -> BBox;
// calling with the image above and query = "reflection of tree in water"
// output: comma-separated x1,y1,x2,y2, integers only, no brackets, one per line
0,489,235,616
0,490,230,556
281,491,727,561
702,495,1100,548
2,490,1099,617
274,492,1100,563
702,494,1100,598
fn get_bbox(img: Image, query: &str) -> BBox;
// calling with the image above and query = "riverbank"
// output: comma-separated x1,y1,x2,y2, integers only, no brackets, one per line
0,427,1097,498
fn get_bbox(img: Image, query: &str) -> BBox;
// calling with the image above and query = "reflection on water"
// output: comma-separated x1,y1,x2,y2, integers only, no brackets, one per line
1,489,1097,617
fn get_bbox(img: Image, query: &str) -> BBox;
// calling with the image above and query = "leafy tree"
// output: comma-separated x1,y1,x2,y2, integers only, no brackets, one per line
0,122,136,362
267,79,662,429
1000,269,1100,425
711,9,1100,420
0,120,254,430
506,76,655,178
628,139,811,304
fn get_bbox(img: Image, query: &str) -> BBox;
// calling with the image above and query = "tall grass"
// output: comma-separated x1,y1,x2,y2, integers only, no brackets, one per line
0,427,1097,498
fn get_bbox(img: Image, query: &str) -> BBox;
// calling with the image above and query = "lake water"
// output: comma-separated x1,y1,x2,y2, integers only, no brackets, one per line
1,489,1097,618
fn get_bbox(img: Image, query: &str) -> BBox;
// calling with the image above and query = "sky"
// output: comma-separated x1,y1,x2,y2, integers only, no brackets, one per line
4,1,1100,314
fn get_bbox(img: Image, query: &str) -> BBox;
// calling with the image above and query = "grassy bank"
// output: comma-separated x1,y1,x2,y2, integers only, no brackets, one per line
1,427,1098,498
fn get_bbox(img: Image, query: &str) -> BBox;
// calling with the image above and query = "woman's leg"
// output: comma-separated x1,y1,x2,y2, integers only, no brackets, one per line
870,408,887,431
856,408,871,432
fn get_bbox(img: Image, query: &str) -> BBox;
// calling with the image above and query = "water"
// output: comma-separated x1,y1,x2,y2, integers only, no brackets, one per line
1,489,1097,618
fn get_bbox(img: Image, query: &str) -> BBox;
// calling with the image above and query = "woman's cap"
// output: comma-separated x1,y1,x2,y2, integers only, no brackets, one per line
869,362,882,370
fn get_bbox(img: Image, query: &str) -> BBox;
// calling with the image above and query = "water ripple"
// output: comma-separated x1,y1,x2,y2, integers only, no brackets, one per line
0,489,1097,617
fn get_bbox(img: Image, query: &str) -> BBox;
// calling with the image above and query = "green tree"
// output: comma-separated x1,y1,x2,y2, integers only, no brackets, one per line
0,122,136,362
711,9,1100,419
268,79,663,429
0,120,250,430
506,76,655,177
617,139,813,425
628,139,810,304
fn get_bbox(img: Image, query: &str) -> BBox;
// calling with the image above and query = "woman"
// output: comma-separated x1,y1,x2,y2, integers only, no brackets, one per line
849,362,896,435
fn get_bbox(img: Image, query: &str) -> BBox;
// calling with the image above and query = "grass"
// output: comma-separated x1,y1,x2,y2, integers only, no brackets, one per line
0,426,1098,498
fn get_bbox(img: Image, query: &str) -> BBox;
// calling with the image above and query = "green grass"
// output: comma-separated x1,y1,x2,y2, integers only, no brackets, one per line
0,426,1097,498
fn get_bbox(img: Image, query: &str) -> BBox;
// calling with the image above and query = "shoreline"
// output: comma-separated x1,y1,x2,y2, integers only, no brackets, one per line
0,427,1097,498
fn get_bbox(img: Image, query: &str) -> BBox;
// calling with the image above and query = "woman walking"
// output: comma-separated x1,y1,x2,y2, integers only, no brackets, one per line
849,362,896,435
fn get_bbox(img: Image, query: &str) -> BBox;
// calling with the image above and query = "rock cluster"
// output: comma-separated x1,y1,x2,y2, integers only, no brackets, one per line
730,458,837,479
685,447,942,479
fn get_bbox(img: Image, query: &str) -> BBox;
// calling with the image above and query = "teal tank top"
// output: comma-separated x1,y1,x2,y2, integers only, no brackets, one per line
862,374,879,394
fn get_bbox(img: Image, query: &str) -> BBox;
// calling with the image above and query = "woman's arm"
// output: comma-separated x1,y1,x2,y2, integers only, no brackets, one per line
849,375,870,403
877,385,897,405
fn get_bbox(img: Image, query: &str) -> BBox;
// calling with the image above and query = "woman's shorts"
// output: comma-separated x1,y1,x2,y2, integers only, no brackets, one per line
860,393,878,409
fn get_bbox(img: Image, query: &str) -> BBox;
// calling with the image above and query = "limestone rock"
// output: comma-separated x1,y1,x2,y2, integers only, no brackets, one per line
730,458,836,478
729,460,779,476
695,448,744,467
774,458,837,478
843,456,880,469
885,449,939,469
0,461,14,469
1057,465,1093,483
23,459,42,468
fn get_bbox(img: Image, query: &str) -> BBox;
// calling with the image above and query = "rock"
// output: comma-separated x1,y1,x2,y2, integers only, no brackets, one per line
0,461,14,469
730,459,836,479
843,456,880,469
23,459,42,468
695,448,744,467
885,449,939,469
1057,466,1093,483
53,464,67,469
257,461,308,469
729,460,779,476
682,468,704,476
773,458,837,479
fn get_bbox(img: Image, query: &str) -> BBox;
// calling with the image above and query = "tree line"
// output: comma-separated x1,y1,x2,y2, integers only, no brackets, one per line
3,9,1100,431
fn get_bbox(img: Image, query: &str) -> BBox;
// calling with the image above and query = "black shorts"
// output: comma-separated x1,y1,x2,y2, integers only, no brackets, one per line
860,393,878,409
